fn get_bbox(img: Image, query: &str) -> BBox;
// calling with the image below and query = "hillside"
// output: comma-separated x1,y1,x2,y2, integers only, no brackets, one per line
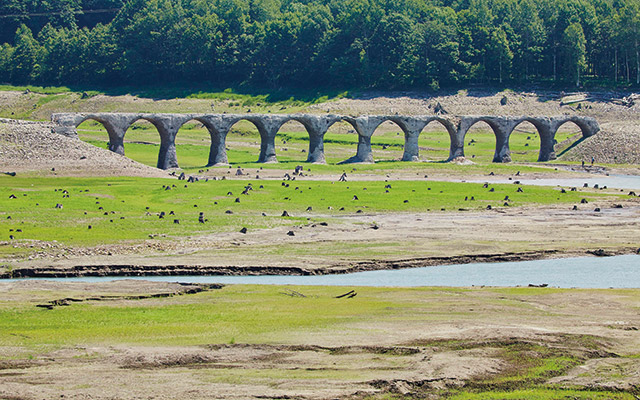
1,0,640,90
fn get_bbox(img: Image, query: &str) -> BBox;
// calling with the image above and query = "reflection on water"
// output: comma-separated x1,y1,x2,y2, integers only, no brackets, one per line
11,255,640,288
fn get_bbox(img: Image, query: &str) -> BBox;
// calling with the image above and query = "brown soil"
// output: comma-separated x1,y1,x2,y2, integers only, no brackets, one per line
1,280,639,399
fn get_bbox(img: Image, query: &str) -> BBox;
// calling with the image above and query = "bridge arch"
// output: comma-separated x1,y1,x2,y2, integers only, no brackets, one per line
169,117,225,169
50,113,600,168
414,117,457,162
71,113,144,157
340,116,422,163
501,117,565,162
76,115,127,155
455,117,509,162
371,117,418,162
286,115,342,164
553,117,599,138
504,119,544,162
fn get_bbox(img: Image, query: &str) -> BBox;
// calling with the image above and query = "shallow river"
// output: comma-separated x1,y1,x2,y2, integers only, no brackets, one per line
12,255,640,288
460,174,640,190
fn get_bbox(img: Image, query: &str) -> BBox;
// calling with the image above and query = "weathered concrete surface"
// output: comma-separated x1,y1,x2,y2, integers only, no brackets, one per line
51,113,600,169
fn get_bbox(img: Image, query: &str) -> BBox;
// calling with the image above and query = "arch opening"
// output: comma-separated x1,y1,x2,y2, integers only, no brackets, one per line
174,118,217,170
552,120,590,160
223,118,271,165
272,119,315,165
507,120,543,162
324,120,360,164
75,117,116,153
369,119,408,162
420,119,456,162
460,120,501,163
115,117,164,168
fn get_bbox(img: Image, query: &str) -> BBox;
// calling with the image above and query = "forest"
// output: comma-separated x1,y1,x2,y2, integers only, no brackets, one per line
0,0,639,89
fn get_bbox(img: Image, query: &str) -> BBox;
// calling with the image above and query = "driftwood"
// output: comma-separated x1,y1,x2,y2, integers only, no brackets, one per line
335,290,357,299
281,289,306,298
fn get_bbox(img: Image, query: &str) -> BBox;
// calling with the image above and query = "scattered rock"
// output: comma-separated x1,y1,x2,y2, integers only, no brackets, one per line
589,249,612,257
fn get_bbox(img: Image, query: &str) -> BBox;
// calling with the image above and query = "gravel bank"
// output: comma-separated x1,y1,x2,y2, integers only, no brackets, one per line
560,122,640,164
0,118,168,177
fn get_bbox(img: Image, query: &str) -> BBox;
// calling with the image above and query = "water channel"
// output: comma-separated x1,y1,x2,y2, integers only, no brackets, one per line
11,255,640,288
7,174,638,288
460,174,640,190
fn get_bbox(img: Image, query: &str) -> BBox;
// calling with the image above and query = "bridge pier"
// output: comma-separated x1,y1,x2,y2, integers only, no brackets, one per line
448,118,475,161
108,133,125,155
402,132,421,161
491,119,520,163
307,131,326,163
207,128,229,166
101,114,141,156
536,121,557,162
151,115,192,170
388,117,428,162
295,115,342,164
247,116,288,163
199,116,235,166
340,116,386,163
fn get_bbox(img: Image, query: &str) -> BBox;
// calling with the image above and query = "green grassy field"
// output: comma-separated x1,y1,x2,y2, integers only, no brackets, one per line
0,175,617,248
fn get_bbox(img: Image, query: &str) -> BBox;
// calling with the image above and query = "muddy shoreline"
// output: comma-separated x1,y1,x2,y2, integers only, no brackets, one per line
3,247,637,279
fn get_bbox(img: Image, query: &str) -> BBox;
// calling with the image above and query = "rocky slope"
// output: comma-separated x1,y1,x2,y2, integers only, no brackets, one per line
560,122,640,165
0,118,167,177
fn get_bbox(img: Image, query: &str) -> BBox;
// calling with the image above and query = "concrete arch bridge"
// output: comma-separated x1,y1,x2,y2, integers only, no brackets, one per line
51,113,599,170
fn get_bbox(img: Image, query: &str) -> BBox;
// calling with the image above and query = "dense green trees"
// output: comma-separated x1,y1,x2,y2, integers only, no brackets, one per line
0,0,639,89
